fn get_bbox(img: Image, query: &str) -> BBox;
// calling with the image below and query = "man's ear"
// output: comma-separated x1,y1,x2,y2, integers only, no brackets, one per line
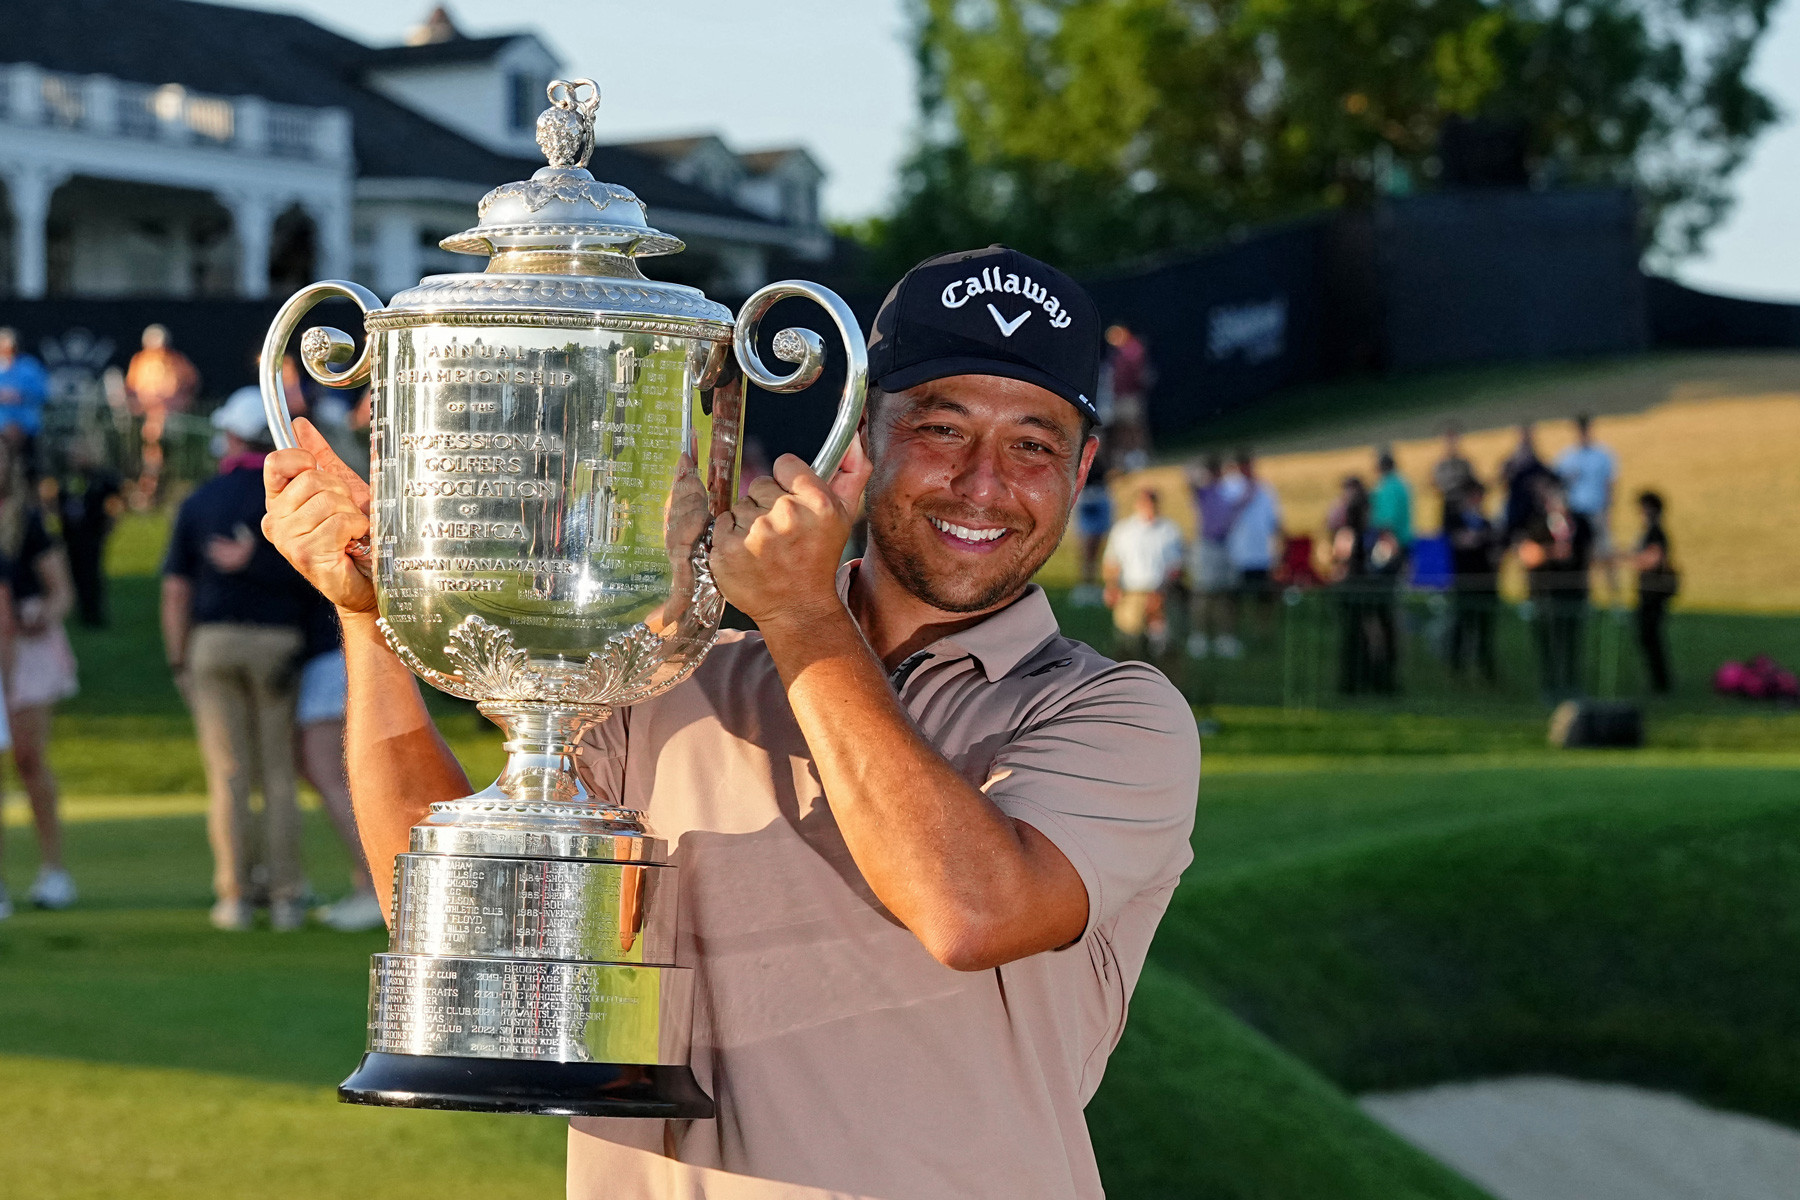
1074,433,1100,490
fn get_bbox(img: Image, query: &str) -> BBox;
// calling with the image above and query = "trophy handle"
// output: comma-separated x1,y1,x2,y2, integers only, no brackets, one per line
732,281,868,478
259,280,382,451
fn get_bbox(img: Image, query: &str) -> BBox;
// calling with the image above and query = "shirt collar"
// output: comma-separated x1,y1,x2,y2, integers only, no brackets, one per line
836,561,1061,684
218,451,268,475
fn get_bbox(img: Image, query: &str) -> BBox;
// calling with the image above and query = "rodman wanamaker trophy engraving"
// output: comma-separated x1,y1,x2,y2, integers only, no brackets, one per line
258,79,866,1116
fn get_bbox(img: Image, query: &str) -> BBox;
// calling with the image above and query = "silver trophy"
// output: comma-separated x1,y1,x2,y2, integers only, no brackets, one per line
259,78,866,1116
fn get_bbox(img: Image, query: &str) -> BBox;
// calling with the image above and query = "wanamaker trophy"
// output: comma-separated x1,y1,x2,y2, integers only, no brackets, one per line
258,78,867,1117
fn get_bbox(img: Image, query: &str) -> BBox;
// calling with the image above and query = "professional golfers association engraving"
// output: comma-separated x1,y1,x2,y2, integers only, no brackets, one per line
259,77,867,1116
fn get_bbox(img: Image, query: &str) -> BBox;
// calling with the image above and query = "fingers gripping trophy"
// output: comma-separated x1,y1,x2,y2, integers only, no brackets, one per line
260,78,866,1116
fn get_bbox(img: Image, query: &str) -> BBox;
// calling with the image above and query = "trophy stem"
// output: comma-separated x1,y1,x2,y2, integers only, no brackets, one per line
478,700,614,810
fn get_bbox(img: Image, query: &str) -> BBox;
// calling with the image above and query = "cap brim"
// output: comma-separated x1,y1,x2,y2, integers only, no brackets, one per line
875,356,1095,418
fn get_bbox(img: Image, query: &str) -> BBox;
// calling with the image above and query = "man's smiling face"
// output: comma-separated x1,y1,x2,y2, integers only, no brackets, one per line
863,374,1097,615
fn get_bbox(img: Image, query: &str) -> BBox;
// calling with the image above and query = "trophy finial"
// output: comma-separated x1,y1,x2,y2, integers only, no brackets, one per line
537,78,600,169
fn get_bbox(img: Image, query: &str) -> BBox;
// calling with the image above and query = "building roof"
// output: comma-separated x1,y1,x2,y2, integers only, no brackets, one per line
620,136,731,165
739,147,822,177
361,35,529,69
0,0,780,224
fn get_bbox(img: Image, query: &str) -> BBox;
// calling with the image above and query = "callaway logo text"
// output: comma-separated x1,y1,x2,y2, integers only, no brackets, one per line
941,267,1074,330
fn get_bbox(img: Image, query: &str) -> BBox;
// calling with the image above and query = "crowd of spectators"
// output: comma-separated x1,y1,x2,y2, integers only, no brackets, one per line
1098,414,1678,702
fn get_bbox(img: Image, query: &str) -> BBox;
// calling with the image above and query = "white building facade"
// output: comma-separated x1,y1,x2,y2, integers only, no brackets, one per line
0,3,831,305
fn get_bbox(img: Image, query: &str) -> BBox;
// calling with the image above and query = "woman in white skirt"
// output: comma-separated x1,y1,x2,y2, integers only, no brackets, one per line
0,441,77,912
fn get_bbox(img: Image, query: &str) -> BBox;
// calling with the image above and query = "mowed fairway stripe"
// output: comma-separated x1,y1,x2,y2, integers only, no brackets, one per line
0,1054,565,1200
4,795,209,826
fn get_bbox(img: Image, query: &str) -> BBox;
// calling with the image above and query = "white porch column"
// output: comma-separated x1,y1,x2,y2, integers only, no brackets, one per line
301,194,354,282
222,189,276,299
8,65,44,126
372,207,420,298
236,96,269,156
5,164,67,299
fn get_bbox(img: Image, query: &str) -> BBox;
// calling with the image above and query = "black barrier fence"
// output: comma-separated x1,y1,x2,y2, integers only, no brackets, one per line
1646,276,1800,350
1376,188,1648,371
1101,187,1657,444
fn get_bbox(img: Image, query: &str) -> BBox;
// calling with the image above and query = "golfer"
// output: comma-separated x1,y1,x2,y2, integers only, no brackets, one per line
263,246,1200,1199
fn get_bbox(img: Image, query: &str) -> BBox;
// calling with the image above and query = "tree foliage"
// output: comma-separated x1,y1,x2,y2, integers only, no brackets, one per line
860,0,1780,275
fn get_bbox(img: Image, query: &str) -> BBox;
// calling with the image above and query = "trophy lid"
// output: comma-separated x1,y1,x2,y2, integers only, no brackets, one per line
381,78,733,328
439,79,683,268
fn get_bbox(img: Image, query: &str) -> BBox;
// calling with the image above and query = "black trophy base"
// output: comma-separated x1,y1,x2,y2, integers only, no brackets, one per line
339,1052,715,1118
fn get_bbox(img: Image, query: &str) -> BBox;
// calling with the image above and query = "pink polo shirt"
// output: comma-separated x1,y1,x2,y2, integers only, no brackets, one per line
567,568,1200,1199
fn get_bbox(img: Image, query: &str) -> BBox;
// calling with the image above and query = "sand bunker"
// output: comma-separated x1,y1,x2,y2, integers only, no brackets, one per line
1363,1076,1800,1200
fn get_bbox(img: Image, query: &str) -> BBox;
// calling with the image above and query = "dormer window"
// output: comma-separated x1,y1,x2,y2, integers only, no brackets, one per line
509,72,540,132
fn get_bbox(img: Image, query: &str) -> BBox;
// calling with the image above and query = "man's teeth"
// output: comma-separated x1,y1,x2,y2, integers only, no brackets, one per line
930,517,1006,542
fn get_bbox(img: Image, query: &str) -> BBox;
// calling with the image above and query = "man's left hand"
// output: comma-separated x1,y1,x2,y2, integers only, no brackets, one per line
710,438,871,626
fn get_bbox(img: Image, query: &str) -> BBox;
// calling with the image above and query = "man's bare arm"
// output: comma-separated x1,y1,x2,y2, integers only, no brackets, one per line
761,608,1087,971
263,419,470,920
710,450,1087,972
159,575,193,671
338,610,470,919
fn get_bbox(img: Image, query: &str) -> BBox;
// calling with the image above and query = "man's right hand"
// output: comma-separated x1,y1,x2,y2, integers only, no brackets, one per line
263,417,375,614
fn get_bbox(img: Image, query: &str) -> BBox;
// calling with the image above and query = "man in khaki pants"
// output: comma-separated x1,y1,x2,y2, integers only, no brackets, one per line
161,388,313,931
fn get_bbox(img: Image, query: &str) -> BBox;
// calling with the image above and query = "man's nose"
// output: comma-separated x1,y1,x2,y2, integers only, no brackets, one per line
948,441,1008,503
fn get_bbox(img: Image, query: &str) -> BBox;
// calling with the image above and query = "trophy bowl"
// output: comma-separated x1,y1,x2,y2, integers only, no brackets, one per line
258,78,866,1116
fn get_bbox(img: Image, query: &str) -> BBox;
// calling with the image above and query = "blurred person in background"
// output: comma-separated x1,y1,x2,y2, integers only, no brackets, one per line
296,597,381,930
1633,490,1678,694
1103,487,1184,659
1502,422,1554,546
0,612,16,919
0,436,74,913
1370,446,1414,558
1555,413,1618,604
1070,456,1111,606
161,387,314,932
53,433,124,627
1329,475,1388,693
1430,422,1475,532
0,327,50,454
1445,479,1500,684
1099,324,1154,471
199,535,381,931
1519,478,1593,701
1185,453,1244,657
124,324,200,509
1222,449,1281,657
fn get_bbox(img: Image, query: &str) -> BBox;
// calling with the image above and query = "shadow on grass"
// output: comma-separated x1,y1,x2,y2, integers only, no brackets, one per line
0,811,376,1088
1155,765,1800,1133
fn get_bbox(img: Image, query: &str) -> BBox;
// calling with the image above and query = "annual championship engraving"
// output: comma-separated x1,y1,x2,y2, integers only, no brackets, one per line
261,76,866,1116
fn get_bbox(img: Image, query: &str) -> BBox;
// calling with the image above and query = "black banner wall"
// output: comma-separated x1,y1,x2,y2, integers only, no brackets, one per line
0,297,369,406
1085,220,1330,444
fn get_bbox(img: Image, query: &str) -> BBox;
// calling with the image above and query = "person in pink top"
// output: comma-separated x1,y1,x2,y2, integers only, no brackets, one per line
262,246,1201,1200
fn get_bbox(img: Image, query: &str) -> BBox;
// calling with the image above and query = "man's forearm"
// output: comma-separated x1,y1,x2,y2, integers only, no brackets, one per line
759,606,1087,971
159,576,192,667
340,610,472,920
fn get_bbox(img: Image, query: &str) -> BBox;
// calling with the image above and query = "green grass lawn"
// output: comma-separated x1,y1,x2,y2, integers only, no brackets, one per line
4,513,1799,1198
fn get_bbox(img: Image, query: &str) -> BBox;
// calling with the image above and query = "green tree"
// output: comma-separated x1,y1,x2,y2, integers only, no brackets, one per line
861,0,1780,276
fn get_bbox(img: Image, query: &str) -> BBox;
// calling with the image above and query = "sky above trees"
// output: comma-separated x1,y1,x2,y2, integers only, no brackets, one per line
223,0,1796,298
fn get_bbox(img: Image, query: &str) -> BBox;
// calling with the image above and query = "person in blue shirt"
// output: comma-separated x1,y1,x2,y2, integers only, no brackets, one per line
1370,447,1414,552
0,328,50,443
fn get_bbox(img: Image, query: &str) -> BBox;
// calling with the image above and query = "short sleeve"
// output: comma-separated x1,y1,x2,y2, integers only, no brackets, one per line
983,663,1199,937
162,498,201,579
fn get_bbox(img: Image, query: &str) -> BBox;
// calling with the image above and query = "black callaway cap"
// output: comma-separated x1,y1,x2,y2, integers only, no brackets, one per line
867,245,1102,419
